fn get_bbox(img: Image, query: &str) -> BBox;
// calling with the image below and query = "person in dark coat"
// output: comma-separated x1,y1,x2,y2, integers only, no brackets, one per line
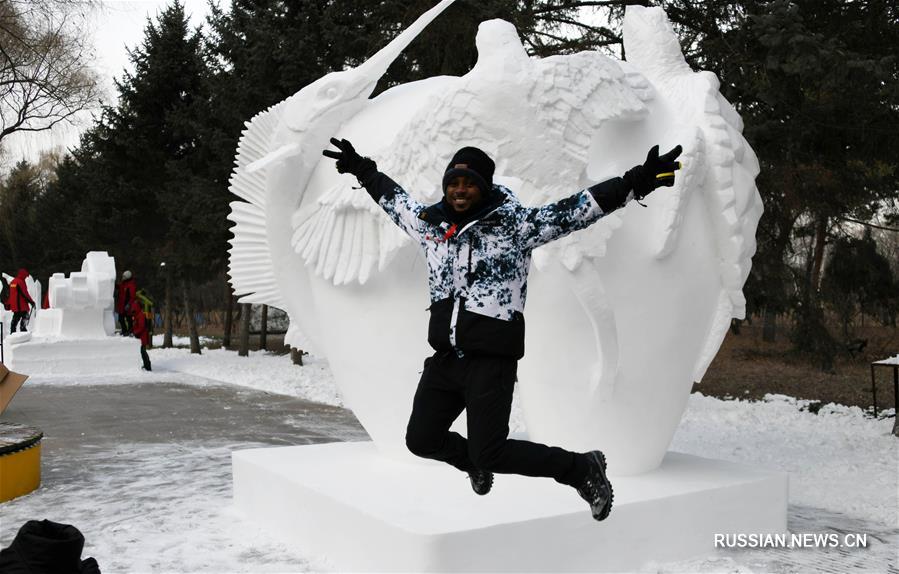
324,138,681,522
1,274,10,310
129,299,153,371
131,295,152,371
8,268,35,333
116,270,136,336
0,519,100,574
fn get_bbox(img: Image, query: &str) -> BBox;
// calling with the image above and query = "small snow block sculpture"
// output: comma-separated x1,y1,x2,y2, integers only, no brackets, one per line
34,251,117,339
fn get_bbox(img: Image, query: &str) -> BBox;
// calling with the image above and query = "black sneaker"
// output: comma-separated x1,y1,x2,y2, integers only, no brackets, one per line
576,451,613,521
468,470,494,496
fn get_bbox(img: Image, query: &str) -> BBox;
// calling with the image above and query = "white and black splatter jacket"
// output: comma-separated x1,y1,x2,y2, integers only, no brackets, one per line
361,171,629,359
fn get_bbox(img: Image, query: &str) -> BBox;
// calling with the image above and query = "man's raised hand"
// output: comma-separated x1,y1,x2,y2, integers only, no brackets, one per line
624,144,683,200
649,145,682,188
322,138,375,180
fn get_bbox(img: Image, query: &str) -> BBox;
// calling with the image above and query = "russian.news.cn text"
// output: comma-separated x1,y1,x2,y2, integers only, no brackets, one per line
715,533,868,549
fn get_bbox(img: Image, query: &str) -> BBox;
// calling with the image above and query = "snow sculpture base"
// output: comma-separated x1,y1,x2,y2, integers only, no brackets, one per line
233,441,787,572
5,336,142,376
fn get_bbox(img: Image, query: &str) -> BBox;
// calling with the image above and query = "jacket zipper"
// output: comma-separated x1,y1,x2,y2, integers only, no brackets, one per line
445,202,501,351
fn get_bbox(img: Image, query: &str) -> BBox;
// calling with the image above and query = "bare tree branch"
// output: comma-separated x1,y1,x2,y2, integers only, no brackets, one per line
538,14,621,43
526,1,626,17
0,0,99,145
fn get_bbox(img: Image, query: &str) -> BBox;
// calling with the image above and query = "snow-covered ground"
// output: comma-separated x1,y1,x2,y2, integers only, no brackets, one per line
2,346,896,572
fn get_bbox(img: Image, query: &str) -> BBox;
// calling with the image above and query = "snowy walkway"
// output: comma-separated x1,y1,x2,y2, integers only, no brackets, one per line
0,347,896,572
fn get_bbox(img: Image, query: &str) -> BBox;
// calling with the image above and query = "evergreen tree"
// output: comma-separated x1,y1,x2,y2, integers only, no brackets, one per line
627,0,899,365
57,2,215,285
0,160,41,271
822,232,897,337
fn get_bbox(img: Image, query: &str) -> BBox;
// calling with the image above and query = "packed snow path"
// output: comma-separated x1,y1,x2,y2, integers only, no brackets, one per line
1,376,367,571
0,347,895,572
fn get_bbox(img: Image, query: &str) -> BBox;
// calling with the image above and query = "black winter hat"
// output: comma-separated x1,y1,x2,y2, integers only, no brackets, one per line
442,147,495,196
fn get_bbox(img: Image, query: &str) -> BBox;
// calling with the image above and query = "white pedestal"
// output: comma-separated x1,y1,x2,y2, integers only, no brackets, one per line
5,336,142,375
232,441,788,572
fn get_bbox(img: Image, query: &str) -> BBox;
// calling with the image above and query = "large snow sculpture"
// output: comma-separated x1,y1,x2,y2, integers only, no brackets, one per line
228,5,762,475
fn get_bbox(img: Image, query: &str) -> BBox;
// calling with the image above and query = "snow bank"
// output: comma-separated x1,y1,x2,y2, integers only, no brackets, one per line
672,393,898,527
150,347,343,407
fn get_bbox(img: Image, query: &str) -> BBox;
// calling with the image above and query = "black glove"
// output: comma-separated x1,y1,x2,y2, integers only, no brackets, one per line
588,144,683,213
322,138,377,182
623,144,683,200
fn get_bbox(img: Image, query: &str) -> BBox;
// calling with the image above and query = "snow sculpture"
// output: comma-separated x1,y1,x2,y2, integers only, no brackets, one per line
228,4,762,474
34,251,117,339
5,252,138,376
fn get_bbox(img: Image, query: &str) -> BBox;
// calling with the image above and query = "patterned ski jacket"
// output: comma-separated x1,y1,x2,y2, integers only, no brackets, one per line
363,171,627,359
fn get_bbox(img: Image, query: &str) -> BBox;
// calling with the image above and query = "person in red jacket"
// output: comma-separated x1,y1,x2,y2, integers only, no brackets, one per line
130,298,151,371
8,269,35,333
116,270,137,336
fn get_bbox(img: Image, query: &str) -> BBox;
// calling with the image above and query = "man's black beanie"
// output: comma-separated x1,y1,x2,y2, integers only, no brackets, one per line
442,147,495,196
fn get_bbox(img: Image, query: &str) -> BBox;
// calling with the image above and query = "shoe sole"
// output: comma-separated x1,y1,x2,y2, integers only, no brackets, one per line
469,473,493,496
589,451,614,521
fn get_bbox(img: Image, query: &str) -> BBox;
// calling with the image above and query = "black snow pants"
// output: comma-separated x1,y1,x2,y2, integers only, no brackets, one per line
119,313,132,336
140,345,151,371
405,352,587,486
10,312,27,333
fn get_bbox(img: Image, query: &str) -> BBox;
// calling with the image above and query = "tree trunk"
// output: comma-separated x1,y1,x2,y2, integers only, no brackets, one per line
163,266,173,348
810,216,828,297
183,281,201,355
259,304,268,351
238,303,251,357
762,306,777,342
223,282,234,348
291,347,304,366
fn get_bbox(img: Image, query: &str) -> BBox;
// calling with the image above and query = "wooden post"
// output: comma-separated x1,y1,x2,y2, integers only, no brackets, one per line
238,303,251,357
291,347,304,366
260,304,268,351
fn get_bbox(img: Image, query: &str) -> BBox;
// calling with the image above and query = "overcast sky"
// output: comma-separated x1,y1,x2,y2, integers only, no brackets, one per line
3,0,214,168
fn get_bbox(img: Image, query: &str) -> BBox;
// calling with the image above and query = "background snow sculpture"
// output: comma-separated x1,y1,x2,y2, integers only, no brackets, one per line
34,251,117,339
4,252,138,376
228,5,762,474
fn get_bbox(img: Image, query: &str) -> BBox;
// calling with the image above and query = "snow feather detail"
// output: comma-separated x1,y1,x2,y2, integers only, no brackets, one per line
623,6,762,382
227,103,288,309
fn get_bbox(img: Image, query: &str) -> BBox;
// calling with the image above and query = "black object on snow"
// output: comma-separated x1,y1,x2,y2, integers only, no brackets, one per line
0,519,100,574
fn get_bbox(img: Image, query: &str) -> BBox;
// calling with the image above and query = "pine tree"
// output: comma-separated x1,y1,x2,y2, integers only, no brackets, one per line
637,0,899,366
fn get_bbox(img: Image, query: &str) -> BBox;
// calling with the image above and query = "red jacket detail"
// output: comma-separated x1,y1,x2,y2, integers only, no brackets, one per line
116,279,137,314
9,269,35,313
131,304,150,346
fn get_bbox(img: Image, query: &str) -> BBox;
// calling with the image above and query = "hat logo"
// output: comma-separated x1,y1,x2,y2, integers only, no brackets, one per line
454,163,469,169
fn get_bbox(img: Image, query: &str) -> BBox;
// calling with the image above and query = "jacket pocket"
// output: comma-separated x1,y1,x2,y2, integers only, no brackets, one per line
426,297,454,352
456,303,525,359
